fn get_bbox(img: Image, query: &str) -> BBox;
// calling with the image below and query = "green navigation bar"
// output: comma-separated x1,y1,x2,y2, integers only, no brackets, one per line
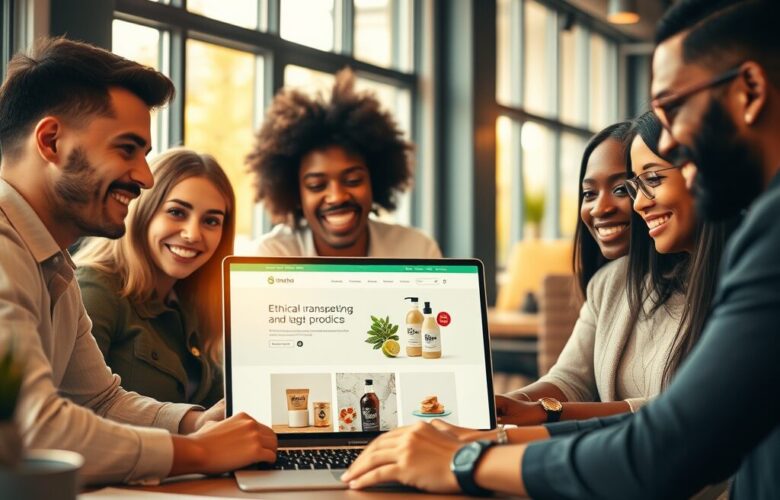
230,263,478,274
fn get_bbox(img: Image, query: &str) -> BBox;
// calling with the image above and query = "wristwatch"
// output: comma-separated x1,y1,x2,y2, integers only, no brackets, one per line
450,440,495,497
539,397,563,423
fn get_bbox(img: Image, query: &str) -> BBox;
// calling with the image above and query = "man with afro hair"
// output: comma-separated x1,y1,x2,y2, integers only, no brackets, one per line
247,69,441,258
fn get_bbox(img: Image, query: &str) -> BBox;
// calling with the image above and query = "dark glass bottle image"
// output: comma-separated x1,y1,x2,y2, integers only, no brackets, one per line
360,379,380,431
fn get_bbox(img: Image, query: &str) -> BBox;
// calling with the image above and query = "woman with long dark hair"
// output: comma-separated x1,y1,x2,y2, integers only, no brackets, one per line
572,122,634,298
496,120,636,421
624,112,738,389
496,112,737,425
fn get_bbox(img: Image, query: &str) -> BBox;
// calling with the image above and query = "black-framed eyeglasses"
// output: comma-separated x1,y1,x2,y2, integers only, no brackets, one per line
651,66,742,130
624,166,679,201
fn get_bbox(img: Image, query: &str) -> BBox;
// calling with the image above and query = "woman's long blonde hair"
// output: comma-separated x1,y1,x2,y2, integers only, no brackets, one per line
75,148,236,364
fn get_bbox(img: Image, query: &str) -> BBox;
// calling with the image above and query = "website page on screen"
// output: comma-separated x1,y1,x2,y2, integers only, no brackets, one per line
228,262,492,435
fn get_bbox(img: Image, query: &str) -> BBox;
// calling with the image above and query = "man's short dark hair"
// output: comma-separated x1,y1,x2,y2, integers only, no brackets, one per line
246,68,412,222
0,37,175,158
657,0,780,83
655,0,743,44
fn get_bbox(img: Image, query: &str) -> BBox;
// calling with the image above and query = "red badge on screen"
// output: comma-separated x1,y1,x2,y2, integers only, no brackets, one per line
437,311,451,327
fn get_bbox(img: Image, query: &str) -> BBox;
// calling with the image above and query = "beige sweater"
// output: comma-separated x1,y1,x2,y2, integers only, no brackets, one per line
537,256,685,411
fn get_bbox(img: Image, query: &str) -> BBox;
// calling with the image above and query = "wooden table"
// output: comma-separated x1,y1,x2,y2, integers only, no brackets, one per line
83,475,527,499
487,309,539,338
487,308,539,379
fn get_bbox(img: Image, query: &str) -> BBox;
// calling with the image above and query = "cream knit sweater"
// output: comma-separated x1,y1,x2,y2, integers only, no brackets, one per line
537,256,685,411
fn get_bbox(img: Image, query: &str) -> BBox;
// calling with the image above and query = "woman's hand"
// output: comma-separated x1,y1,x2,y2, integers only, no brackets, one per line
495,395,546,425
341,422,462,493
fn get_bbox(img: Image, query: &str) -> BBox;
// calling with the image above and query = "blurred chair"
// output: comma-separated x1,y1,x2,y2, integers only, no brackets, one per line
538,274,582,376
496,239,574,311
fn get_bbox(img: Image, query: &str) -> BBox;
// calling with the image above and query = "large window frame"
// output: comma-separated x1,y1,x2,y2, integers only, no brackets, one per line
113,0,425,240
495,0,629,269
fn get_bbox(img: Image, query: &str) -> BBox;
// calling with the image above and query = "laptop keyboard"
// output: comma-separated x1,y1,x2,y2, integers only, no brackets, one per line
256,448,363,471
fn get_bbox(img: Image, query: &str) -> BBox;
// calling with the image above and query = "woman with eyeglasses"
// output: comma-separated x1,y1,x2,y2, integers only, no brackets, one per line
495,111,738,426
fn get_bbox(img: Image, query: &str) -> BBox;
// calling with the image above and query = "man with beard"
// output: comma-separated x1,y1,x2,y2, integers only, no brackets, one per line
340,1,780,499
247,68,441,258
0,38,277,485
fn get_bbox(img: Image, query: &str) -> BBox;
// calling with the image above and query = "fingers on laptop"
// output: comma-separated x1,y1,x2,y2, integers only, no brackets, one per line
344,422,461,493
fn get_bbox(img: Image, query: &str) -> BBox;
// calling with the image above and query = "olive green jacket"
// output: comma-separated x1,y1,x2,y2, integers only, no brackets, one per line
76,266,222,406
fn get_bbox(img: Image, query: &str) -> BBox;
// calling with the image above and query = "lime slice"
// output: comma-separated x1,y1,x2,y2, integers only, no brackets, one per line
381,339,400,358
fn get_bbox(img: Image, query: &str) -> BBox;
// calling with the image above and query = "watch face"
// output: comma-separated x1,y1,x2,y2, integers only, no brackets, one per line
453,444,480,468
540,398,563,412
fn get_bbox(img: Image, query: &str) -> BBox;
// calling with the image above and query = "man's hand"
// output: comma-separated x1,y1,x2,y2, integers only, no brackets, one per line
179,399,225,434
495,395,546,425
170,412,277,476
341,422,461,493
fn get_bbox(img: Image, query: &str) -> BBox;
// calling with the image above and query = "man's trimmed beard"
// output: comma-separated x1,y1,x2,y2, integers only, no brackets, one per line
53,147,126,239
688,99,764,221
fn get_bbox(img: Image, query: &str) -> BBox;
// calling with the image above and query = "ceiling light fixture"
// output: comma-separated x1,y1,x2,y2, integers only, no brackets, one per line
607,0,640,25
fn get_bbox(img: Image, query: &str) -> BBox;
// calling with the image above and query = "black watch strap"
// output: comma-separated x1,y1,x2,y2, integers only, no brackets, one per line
451,440,495,497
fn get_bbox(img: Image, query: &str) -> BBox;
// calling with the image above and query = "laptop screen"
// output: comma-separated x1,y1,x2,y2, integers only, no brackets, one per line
224,258,495,442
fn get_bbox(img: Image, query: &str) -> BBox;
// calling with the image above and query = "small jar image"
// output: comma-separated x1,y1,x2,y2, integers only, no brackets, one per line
313,402,331,427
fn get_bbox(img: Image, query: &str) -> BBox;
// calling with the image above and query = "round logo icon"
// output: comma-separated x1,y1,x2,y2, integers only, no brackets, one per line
267,276,275,285
437,311,451,327
297,340,304,347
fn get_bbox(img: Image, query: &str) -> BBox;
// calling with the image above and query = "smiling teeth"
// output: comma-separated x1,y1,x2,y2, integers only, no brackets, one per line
647,215,671,229
111,192,131,205
596,224,628,237
324,212,356,226
168,245,197,258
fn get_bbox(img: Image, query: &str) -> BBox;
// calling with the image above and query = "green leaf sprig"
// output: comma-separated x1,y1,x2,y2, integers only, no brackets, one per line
365,315,399,350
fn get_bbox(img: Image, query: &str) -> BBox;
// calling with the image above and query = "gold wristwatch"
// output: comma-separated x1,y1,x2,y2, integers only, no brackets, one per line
539,397,563,423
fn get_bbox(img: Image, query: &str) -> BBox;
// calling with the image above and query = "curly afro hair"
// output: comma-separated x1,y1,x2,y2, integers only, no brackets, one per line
247,68,413,223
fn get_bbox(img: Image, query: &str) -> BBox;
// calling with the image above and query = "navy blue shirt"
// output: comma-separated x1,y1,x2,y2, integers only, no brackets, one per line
523,173,780,499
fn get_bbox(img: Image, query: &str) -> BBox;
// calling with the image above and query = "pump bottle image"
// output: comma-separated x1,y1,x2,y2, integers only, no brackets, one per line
404,297,423,356
421,301,441,359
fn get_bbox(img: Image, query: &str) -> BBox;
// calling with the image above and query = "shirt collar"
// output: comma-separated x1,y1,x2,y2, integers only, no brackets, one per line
0,178,66,264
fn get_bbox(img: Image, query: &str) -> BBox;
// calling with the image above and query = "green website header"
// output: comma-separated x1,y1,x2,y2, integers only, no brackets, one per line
230,263,478,274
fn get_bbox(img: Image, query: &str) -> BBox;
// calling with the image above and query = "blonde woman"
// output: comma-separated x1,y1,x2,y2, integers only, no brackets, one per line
74,148,235,406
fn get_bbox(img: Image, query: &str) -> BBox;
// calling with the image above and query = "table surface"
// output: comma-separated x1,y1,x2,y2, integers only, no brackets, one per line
487,308,539,338
92,475,526,499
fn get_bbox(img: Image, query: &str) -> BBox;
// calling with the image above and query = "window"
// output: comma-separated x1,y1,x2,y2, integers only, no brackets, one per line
354,0,413,71
184,40,263,240
280,0,336,51
188,0,259,30
112,0,421,250
523,0,555,117
495,0,620,267
111,20,167,156
1,0,14,83
559,133,587,237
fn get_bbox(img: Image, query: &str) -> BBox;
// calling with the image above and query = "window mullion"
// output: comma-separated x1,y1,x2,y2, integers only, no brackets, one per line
168,26,185,147
266,0,280,34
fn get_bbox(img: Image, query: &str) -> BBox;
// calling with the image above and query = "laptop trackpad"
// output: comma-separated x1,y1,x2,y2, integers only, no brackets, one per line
235,469,348,492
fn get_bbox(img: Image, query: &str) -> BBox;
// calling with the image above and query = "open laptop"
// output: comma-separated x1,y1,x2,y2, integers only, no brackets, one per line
223,257,496,492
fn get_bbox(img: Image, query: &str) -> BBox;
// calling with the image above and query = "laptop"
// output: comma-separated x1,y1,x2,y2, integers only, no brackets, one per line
223,257,496,492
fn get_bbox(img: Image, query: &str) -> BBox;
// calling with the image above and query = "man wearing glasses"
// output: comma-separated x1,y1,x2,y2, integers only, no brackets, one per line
343,1,780,498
